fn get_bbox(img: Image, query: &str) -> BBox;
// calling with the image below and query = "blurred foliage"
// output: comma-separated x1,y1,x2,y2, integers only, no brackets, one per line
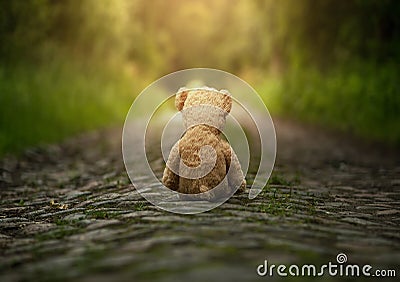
0,59,138,154
255,0,400,69
0,0,399,155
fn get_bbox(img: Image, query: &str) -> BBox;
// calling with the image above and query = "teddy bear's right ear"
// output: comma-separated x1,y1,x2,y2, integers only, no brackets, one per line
175,90,189,111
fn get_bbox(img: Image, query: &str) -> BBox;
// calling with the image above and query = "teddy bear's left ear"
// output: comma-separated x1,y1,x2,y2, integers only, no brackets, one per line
175,89,189,111
220,90,232,114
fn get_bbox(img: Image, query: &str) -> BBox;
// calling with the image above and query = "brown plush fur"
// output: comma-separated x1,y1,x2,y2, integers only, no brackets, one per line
162,87,246,200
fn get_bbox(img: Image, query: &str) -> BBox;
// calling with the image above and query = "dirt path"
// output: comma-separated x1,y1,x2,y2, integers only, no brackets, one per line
1,119,399,281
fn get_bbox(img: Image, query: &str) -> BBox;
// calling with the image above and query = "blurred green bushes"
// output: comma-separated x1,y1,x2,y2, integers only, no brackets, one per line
255,0,400,144
0,0,399,155
0,59,140,155
257,62,400,143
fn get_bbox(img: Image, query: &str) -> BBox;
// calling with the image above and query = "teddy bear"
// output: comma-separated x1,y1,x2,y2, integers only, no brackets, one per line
162,87,246,200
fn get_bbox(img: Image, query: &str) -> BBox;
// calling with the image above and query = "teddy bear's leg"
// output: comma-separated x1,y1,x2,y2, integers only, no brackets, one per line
162,166,179,191
239,178,247,192
198,184,215,201
162,141,180,191
176,184,215,201
221,140,246,193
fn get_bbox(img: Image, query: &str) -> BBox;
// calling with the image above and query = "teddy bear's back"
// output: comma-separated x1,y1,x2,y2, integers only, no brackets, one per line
178,125,227,194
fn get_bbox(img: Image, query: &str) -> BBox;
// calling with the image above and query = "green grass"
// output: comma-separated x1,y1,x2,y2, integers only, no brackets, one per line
257,62,400,145
258,176,295,217
0,59,142,157
35,226,78,241
1,58,398,157
258,186,293,216
257,184,318,219
87,210,110,219
268,173,301,186
134,202,147,211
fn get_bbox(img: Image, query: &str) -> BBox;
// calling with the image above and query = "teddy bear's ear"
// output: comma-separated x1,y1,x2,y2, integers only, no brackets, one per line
175,90,189,111
220,90,232,114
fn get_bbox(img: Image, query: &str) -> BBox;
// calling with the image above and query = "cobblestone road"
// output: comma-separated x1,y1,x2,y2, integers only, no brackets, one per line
1,119,399,281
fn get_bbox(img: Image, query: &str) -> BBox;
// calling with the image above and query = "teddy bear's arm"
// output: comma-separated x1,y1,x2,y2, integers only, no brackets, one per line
162,141,180,191
221,140,246,191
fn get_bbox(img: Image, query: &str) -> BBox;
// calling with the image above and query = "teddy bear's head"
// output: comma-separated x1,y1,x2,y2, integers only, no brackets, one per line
175,87,232,131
